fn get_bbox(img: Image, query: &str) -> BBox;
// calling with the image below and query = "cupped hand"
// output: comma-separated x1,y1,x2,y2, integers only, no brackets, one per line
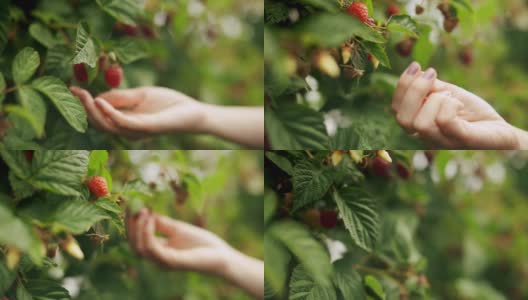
127,209,234,275
70,86,207,138
392,62,520,149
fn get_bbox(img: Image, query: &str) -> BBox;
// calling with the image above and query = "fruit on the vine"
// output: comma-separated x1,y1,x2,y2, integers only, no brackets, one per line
415,5,424,14
370,156,392,178
396,38,416,57
114,22,139,36
87,176,109,198
303,208,321,228
140,25,156,39
331,150,343,166
61,235,84,260
443,16,459,33
459,48,474,66
73,63,89,82
341,44,352,64
366,18,376,27
437,3,459,33
46,244,58,259
105,64,123,88
347,2,369,23
5,246,21,270
386,4,400,17
314,51,340,78
396,161,411,180
320,209,338,229
24,150,34,162
377,150,392,163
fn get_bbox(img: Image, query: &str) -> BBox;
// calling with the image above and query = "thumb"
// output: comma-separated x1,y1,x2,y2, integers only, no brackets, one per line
96,88,145,108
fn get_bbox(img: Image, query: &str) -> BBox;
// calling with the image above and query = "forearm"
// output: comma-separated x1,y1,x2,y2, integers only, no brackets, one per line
201,105,264,149
222,249,264,300
513,127,528,150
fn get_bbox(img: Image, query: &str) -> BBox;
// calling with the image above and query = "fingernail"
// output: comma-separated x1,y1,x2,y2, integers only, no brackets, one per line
406,62,419,75
423,68,436,80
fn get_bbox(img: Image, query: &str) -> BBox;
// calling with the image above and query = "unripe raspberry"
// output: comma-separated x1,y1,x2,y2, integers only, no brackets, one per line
341,44,352,64
303,208,321,228
331,151,343,166
61,235,84,260
105,64,123,88
347,2,369,23
73,63,89,83
314,51,340,78
5,246,21,270
87,176,109,198
377,150,392,163
320,210,339,229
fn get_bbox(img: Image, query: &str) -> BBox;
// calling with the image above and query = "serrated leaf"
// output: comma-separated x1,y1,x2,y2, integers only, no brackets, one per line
12,47,41,84
387,15,419,38
4,105,44,138
9,171,36,200
288,265,337,300
270,221,333,287
364,275,386,300
333,187,380,251
0,71,5,104
94,197,121,214
265,232,291,295
333,256,365,300
300,13,386,47
114,38,147,64
0,146,32,178
266,104,328,150
20,195,109,234
25,279,71,300
17,87,47,137
27,151,89,196
264,192,277,225
96,0,142,25
362,42,391,68
453,0,473,12
16,283,33,300
45,45,74,80
292,159,333,211
0,260,17,296
29,23,58,48
72,22,98,67
265,151,293,175
32,76,88,133
0,9,9,54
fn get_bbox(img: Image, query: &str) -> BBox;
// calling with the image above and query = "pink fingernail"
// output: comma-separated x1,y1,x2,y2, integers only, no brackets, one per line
407,62,419,75
423,68,436,80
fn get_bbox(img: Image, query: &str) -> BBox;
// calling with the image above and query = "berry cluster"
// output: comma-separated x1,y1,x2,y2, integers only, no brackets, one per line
73,55,123,88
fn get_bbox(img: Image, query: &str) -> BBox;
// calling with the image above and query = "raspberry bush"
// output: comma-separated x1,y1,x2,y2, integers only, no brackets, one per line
265,0,528,149
0,0,263,149
265,150,528,299
0,150,263,299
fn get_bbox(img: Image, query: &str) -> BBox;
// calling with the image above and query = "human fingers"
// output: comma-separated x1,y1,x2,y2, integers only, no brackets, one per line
70,87,119,133
95,97,151,133
97,88,146,108
135,209,151,256
396,68,437,131
412,91,457,147
436,97,466,145
392,61,422,113
126,211,139,252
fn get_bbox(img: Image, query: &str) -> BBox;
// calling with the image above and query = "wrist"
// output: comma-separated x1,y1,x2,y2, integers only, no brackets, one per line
513,127,528,150
198,103,222,135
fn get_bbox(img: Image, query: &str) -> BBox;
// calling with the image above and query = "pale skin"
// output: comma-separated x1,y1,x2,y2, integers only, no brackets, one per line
127,209,264,300
392,61,528,149
69,87,264,149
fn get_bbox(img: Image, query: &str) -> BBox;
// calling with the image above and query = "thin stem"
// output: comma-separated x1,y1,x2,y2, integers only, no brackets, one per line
3,86,17,94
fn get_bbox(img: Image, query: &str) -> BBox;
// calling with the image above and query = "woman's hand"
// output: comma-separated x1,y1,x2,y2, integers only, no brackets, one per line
70,86,207,138
70,86,264,148
127,209,264,299
392,62,528,149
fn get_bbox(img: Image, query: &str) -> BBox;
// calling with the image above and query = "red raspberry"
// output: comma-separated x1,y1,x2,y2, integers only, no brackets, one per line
459,48,473,66
105,64,123,88
114,22,139,36
370,157,392,178
140,25,156,39
320,210,338,229
24,150,34,162
347,2,369,23
73,63,89,83
386,4,400,17
87,176,109,198
396,161,411,180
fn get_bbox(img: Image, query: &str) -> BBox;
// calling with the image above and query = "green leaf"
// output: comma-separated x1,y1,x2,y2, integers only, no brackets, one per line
25,279,71,300
300,13,386,47
362,42,391,68
96,0,142,25
265,151,293,175
266,104,328,150
264,192,277,225
270,221,333,287
27,151,89,196
72,22,98,68
20,195,110,234
364,275,386,300
292,159,333,211
288,265,337,300
16,283,34,300
0,261,17,296
333,256,365,299
453,0,473,12
333,187,379,252
4,105,44,138
264,232,291,295
412,25,434,67
12,47,41,84
330,127,359,149
88,150,109,176
114,38,147,64
29,23,58,48
0,146,32,178
44,45,74,80
17,87,47,137
297,0,339,12
32,76,88,133
94,197,121,214
9,171,36,200
0,71,5,104
387,15,419,38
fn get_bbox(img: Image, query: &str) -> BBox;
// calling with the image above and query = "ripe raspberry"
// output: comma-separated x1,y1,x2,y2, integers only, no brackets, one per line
396,38,415,57
114,22,139,36
386,4,400,17
24,150,34,162
320,210,338,229
140,25,156,39
303,208,321,228
105,64,123,88
396,161,411,180
370,157,392,178
73,63,89,83
88,176,109,198
459,48,474,66
347,2,369,23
